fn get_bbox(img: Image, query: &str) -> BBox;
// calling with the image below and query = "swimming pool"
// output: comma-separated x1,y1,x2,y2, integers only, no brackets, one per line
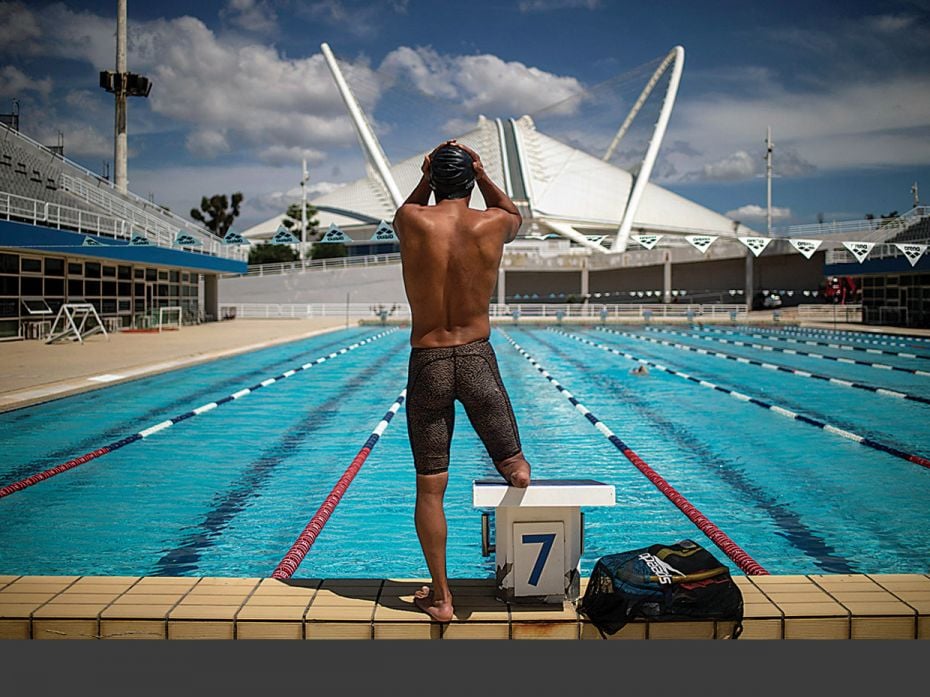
1,322,928,579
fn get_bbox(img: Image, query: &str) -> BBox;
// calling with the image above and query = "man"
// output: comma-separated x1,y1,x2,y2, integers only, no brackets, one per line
393,140,532,622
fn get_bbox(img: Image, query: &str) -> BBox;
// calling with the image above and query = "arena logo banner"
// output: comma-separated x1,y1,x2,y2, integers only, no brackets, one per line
320,223,349,243
129,233,151,246
788,238,822,259
842,241,875,263
370,221,397,241
738,236,772,257
223,230,248,245
895,243,927,267
82,235,106,247
685,235,717,254
175,232,202,247
632,234,663,250
271,225,300,245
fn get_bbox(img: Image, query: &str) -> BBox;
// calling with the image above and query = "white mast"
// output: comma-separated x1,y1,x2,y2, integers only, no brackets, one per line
611,46,685,253
114,0,127,192
320,42,404,209
300,158,309,260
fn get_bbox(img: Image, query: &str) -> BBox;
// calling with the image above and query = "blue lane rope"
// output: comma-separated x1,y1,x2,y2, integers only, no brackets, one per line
740,323,930,346
686,324,930,360
617,327,930,404
0,329,400,500
551,328,930,472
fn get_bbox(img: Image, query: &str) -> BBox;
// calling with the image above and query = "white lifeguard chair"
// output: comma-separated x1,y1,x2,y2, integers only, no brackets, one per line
46,303,108,344
473,479,615,604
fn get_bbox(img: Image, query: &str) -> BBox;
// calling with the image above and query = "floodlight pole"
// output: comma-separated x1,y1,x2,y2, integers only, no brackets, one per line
114,0,128,193
765,126,773,236
300,158,309,261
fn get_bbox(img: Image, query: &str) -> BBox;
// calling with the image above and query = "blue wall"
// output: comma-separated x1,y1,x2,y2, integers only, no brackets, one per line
0,219,246,274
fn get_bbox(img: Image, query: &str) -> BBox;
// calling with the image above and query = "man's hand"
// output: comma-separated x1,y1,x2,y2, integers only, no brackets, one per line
455,142,485,180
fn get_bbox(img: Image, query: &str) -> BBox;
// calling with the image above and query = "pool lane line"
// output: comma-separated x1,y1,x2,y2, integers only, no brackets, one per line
554,328,930,472
623,327,930,405
1,331,367,487
152,349,399,575
272,389,407,580
730,324,930,352
683,324,930,360
740,324,930,347
0,329,400,501
627,326,930,379
526,331,860,573
498,329,769,576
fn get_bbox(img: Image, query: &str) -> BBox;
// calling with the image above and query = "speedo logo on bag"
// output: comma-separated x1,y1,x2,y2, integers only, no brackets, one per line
638,553,684,584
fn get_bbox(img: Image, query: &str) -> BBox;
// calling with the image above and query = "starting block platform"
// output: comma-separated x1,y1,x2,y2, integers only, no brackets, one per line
473,479,615,604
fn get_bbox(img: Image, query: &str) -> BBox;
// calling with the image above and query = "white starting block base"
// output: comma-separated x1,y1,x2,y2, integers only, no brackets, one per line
473,479,615,604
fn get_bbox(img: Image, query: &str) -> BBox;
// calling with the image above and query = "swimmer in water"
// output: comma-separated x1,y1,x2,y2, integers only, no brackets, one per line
631,364,649,376
393,140,532,623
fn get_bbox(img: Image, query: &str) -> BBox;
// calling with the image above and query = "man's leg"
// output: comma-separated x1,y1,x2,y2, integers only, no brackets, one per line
414,472,454,622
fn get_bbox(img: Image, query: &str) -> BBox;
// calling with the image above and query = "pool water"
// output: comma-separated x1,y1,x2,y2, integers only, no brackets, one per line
1,323,928,579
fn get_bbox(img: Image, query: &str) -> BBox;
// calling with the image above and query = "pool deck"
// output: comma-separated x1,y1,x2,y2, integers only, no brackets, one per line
1,316,929,639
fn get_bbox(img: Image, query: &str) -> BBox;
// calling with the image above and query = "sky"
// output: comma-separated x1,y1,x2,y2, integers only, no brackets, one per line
2,0,929,232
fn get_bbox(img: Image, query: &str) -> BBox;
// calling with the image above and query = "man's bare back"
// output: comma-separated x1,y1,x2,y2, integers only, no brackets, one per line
393,141,521,347
392,141,530,624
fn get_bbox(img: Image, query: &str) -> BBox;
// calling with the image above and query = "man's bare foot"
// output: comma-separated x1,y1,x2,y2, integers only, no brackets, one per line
494,453,531,488
414,586,454,622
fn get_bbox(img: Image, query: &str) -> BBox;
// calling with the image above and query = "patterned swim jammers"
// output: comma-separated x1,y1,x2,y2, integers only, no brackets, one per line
406,338,522,475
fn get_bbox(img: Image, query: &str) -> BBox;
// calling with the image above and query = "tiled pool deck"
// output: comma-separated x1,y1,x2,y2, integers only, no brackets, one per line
1,573,928,640
2,318,929,640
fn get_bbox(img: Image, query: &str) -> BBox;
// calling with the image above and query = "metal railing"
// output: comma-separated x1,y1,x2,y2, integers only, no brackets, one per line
796,304,862,323
1,190,128,239
243,252,401,276
60,173,239,260
219,302,750,321
784,207,929,241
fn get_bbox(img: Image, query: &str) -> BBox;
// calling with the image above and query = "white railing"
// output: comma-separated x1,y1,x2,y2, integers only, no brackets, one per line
244,253,401,276
784,206,929,242
0,190,128,238
1,122,243,261
219,302,750,321
60,173,239,260
797,304,862,323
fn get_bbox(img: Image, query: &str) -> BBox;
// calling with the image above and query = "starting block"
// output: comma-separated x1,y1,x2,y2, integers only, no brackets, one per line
473,479,615,604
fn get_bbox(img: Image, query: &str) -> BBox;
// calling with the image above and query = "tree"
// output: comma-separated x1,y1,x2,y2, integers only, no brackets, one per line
248,241,298,265
310,242,347,259
281,202,320,242
191,192,243,237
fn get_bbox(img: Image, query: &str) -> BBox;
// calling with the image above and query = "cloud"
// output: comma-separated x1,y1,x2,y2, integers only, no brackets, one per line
0,65,52,98
293,1,410,37
185,129,231,158
257,145,327,167
518,0,602,12
220,0,278,34
0,2,41,47
725,204,792,221
378,46,585,117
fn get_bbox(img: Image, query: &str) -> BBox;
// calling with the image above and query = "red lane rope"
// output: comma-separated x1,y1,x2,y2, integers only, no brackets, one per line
272,390,406,579
501,330,769,576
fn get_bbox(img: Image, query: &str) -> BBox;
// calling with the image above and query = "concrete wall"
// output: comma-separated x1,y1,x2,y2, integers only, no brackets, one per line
220,251,827,305
219,263,408,304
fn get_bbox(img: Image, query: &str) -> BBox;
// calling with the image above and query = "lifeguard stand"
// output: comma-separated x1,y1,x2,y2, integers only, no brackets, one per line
473,479,615,604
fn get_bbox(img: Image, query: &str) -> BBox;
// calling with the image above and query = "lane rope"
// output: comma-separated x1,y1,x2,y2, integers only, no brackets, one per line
272,389,406,579
686,324,930,360
0,329,399,500
553,328,930,471
742,323,930,346
622,327,930,403
499,329,769,576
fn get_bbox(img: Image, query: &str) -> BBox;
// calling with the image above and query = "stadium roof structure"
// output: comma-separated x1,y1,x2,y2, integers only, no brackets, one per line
241,44,751,252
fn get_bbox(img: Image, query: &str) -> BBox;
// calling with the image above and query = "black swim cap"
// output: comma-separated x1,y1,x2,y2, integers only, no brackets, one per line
429,145,475,199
